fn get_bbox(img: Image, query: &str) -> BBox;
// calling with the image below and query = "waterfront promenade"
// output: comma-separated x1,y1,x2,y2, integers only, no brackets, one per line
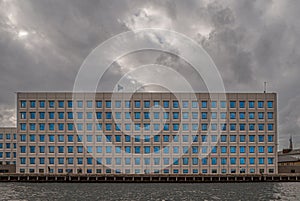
0,174,299,183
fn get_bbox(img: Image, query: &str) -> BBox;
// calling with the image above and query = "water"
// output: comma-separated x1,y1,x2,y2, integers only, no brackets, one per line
0,182,299,201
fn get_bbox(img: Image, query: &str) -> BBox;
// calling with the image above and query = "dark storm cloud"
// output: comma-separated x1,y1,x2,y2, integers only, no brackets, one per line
0,0,300,149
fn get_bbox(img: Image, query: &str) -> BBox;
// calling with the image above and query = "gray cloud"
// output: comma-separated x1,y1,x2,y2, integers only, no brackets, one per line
0,0,299,149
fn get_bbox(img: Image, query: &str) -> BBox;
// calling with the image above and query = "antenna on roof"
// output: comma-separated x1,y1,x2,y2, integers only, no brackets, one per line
289,136,293,150
264,82,267,93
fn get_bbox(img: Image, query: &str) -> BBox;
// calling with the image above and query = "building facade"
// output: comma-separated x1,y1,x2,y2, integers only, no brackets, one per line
0,127,17,173
17,92,278,174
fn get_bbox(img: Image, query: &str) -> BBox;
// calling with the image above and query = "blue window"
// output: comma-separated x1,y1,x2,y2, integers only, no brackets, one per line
249,112,255,119
106,112,112,119
67,123,73,131
221,158,227,165
211,112,217,119
221,112,226,119
49,101,55,108
134,112,140,119
240,146,245,153
258,101,264,108
202,101,207,108
67,146,73,153
135,101,140,108
240,124,245,131
106,123,112,131
211,146,217,153
39,158,45,165
268,135,274,142
183,158,189,165
268,112,273,119
30,112,36,119
49,158,54,164
202,112,207,119
124,124,130,131
67,112,73,119
39,100,45,108
144,146,150,154
182,101,188,108
202,158,208,165
95,100,102,108
30,100,36,108
249,101,255,108
58,123,65,131
164,112,169,119
239,101,245,108
67,100,73,108
240,158,246,165
240,135,246,142
115,112,121,119
77,101,83,108
192,146,198,153
258,112,264,119
250,158,255,165
106,135,112,142
268,146,274,153
20,123,26,131
86,100,93,108
49,112,55,119
125,146,131,153
182,112,189,119
21,100,26,108
153,101,160,108
230,135,236,142
230,158,236,165
211,123,217,131
211,135,217,142
258,135,265,142
220,101,226,108
58,146,64,153
211,158,217,165
154,112,160,119
211,101,217,108
221,146,227,153
268,158,274,164
30,123,36,131
230,101,236,108
163,101,169,108
20,146,26,153
58,112,64,119
96,146,102,153
202,124,208,131
106,101,111,108
230,112,236,119
192,124,198,131
125,135,131,142
19,134,25,142
173,112,179,119
268,124,274,131
259,124,264,131
268,101,273,108
259,158,265,164
95,112,102,119
144,101,150,108
249,124,255,131
173,124,179,131
221,135,227,142
192,101,198,108
201,135,207,142
192,158,199,165
230,124,236,131
230,146,236,153
87,112,93,119
135,124,141,131
259,146,265,153
144,112,150,119
173,101,179,108
249,135,255,142
182,124,188,131
58,100,64,108
239,112,245,119
30,158,35,164
154,135,160,142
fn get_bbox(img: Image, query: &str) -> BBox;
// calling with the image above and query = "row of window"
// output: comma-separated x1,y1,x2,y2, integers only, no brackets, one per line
19,134,275,143
20,111,274,120
20,100,274,109
20,167,274,174
0,152,16,158
20,123,275,131
0,143,16,149
19,157,275,165
0,133,16,140
19,145,275,154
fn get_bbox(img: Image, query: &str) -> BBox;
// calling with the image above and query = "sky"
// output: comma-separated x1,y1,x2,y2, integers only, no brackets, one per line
0,0,300,149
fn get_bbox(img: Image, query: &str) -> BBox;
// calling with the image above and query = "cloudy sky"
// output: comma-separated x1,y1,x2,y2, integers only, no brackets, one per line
0,0,300,149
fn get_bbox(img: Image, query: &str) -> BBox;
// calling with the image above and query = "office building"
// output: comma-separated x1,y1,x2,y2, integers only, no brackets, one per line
16,92,277,174
0,127,17,173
